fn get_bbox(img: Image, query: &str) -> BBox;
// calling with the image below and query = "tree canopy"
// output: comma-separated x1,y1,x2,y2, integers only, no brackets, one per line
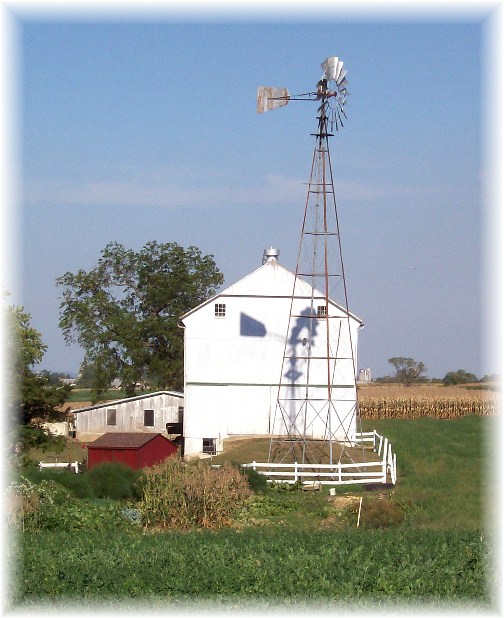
442,369,478,386
388,356,427,386
6,304,71,427
57,241,224,397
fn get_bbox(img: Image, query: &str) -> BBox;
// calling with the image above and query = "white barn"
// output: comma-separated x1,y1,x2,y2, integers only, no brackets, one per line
72,391,184,442
180,250,363,458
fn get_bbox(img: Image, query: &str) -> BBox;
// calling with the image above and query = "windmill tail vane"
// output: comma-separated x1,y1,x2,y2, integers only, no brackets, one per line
256,55,350,129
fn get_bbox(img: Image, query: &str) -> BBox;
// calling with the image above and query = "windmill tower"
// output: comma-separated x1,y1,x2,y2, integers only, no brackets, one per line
257,57,363,469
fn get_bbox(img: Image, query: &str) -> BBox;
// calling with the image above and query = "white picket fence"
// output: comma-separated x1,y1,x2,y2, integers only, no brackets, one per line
39,461,80,474
242,430,397,486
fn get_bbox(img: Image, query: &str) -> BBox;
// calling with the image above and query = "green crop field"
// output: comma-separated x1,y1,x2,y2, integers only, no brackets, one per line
13,528,492,610
9,415,499,610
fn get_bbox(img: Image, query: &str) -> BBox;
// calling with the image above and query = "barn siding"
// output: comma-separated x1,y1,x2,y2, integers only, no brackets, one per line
75,392,183,437
181,259,362,458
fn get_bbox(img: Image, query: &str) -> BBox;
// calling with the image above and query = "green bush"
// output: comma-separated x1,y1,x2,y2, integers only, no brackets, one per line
139,458,251,530
230,462,268,493
86,462,143,500
21,468,95,499
6,477,136,533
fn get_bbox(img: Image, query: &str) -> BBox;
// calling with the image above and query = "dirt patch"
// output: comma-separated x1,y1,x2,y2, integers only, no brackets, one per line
328,495,360,509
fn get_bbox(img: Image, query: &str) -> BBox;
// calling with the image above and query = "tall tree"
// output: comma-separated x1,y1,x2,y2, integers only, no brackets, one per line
6,304,70,427
388,357,426,386
57,241,224,397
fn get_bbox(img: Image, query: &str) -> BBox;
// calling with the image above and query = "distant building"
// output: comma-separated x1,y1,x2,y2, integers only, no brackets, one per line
180,249,363,458
358,368,372,383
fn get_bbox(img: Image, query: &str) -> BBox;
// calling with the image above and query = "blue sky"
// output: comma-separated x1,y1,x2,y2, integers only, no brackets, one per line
6,3,500,379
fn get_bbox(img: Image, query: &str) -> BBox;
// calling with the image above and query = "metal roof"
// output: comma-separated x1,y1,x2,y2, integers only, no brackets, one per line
72,390,184,414
87,432,171,450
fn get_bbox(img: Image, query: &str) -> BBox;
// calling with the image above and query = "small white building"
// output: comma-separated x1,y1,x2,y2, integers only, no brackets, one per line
180,250,363,458
72,391,184,442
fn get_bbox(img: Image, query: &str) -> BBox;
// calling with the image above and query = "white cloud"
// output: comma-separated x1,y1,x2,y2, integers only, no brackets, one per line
23,171,305,209
23,169,441,210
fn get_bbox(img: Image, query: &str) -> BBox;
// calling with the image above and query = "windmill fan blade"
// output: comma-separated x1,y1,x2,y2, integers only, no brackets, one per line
321,56,336,79
335,59,344,81
257,87,290,113
336,68,347,85
321,56,342,82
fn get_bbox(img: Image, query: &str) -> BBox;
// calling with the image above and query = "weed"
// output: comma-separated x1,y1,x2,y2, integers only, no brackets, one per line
138,458,251,530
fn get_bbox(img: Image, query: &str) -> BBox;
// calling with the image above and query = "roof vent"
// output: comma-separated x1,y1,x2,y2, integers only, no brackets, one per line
262,247,279,264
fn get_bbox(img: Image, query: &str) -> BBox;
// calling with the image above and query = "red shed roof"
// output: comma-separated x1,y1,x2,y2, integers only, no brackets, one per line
87,432,171,450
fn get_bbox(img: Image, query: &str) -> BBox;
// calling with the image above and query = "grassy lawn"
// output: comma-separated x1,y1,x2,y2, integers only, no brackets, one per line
28,439,87,464
361,415,492,529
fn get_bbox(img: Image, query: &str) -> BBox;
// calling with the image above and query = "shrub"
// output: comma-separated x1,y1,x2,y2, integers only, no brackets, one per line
139,458,251,530
86,462,144,500
229,461,268,493
6,477,136,532
21,468,95,499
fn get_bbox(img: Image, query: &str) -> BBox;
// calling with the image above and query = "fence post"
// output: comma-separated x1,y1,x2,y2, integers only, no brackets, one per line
382,438,389,483
252,461,256,471
294,461,298,483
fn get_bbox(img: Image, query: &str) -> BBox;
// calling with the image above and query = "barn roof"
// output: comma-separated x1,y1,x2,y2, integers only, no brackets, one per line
72,390,184,414
87,432,172,449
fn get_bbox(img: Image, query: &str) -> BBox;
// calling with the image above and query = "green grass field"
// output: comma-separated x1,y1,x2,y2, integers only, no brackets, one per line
360,415,493,529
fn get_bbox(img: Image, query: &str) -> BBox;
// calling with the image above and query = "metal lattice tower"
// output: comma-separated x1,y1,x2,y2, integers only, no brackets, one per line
258,57,364,467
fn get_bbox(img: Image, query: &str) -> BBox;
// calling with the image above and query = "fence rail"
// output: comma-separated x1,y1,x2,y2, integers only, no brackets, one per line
242,431,397,486
39,461,79,474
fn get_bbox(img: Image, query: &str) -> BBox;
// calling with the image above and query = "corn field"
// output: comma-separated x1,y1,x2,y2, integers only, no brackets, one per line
358,395,500,420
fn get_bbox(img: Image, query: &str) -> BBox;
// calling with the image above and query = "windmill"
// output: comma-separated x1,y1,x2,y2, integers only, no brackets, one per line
257,57,365,473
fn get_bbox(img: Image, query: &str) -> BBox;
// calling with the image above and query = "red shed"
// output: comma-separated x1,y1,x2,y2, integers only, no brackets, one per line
87,432,178,470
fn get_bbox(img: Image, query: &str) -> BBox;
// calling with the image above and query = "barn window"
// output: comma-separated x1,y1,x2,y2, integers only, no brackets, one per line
202,438,216,455
214,303,226,318
317,305,328,317
144,409,155,427
106,409,117,426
